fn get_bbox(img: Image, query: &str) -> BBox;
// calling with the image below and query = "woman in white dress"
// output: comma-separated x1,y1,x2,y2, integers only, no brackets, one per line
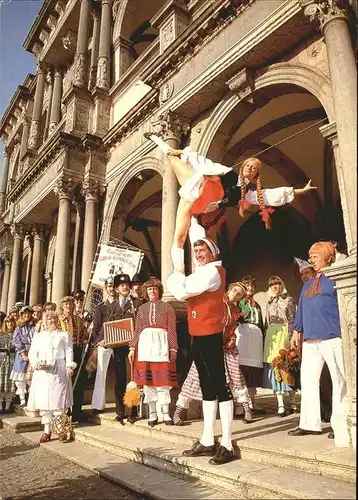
28,311,76,443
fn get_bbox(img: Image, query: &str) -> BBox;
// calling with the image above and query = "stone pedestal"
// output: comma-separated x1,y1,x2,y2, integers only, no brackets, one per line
63,86,92,136
325,256,357,448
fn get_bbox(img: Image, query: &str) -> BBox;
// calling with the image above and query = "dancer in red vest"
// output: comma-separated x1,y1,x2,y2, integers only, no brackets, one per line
167,220,234,465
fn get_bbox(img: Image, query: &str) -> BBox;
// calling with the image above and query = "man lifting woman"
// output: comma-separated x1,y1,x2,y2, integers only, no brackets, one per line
144,132,317,271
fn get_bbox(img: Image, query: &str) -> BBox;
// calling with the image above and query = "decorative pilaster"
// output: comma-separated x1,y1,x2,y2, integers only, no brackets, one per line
151,0,189,55
0,148,10,212
303,0,357,258
28,61,46,150
0,249,12,312
44,69,54,138
8,224,25,309
96,0,113,90
73,0,91,87
80,178,101,290
48,69,63,135
52,178,74,308
29,225,45,306
19,106,30,160
152,110,190,305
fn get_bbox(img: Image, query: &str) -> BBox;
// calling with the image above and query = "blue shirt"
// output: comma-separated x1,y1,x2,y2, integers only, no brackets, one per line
293,275,341,341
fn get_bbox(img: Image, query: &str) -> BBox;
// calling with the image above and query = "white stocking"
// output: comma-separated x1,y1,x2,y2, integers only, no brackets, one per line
146,134,173,155
44,422,51,434
219,400,234,451
200,400,217,447
161,404,172,422
289,391,297,408
276,393,285,413
148,401,157,422
171,247,185,269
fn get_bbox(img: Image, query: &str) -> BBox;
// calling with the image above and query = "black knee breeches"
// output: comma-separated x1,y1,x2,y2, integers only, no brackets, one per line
192,332,233,402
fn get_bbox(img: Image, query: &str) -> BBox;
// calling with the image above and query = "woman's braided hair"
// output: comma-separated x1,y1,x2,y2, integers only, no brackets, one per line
238,157,273,230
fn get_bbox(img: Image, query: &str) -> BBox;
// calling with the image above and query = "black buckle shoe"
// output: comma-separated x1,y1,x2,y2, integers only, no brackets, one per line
208,445,234,465
114,415,125,425
288,427,322,436
183,441,216,457
327,430,334,439
148,418,158,428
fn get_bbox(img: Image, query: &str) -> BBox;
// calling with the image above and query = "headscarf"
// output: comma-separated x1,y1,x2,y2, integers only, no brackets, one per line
267,276,288,300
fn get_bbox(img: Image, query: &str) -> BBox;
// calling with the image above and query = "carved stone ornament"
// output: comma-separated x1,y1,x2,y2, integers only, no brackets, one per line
32,224,45,240
28,120,40,149
32,42,44,57
62,29,76,50
227,67,254,99
307,40,322,57
10,223,25,239
159,82,174,103
81,178,102,201
112,0,120,21
96,57,110,90
302,0,347,30
1,249,12,262
54,177,74,200
152,110,190,142
73,52,87,87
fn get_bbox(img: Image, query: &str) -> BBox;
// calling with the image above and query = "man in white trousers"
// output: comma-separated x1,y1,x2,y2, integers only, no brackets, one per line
289,241,349,446
168,219,235,465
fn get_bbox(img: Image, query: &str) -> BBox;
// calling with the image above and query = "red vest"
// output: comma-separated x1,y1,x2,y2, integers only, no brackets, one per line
187,266,226,336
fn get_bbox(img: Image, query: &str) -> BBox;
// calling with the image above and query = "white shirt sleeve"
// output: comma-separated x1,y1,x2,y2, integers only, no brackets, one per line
245,186,295,207
167,265,222,302
28,333,39,367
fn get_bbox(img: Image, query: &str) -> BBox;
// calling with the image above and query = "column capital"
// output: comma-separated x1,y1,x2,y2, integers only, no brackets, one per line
319,121,338,144
152,110,190,143
54,177,75,200
36,59,48,74
301,0,348,30
81,178,104,201
10,223,25,239
31,224,46,240
0,249,12,262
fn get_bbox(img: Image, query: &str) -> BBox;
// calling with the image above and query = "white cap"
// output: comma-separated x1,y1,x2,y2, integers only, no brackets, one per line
294,257,313,272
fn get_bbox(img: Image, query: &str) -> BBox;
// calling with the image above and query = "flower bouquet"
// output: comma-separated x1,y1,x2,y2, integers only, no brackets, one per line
271,348,301,386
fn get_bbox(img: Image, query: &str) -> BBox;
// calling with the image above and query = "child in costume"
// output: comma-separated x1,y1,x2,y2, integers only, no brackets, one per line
144,132,317,271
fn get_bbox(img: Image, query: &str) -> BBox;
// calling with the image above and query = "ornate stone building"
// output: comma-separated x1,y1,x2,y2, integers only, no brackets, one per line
0,0,356,446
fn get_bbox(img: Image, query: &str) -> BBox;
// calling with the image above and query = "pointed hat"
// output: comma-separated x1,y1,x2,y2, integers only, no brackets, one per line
294,257,312,272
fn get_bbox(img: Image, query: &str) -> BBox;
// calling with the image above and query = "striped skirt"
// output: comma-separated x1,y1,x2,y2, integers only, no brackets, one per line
179,348,246,401
134,360,177,388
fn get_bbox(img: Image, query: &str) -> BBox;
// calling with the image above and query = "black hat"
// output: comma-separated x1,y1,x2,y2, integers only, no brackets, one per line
114,273,131,286
131,272,147,284
72,289,85,299
104,276,115,286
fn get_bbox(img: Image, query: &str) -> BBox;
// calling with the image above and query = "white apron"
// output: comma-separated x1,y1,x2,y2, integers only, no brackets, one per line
236,323,263,368
137,327,169,362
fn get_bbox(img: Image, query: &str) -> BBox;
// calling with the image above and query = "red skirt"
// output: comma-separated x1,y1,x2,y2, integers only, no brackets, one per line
190,176,224,215
134,360,177,387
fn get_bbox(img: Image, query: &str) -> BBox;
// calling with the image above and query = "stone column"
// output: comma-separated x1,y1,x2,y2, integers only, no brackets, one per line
28,61,46,150
19,108,30,160
52,178,74,309
73,0,91,87
8,224,25,309
29,225,45,305
48,69,63,135
81,179,99,290
96,0,112,90
44,70,53,138
89,5,101,90
304,0,357,256
0,250,12,312
152,110,190,301
0,148,10,212
71,199,85,292
45,273,53,302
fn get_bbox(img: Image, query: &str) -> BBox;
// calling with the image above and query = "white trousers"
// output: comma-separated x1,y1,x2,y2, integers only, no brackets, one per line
91,346,113,410
299,338,349,445
40,410,63,425
15,380,27,399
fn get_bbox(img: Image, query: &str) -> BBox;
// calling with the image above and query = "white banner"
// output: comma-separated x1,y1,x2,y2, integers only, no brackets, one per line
91,244,143,287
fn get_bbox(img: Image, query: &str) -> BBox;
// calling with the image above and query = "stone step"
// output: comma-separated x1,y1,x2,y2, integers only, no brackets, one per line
89,410,356,483
70,424,356,500
1,413,42,433
21,430,233,500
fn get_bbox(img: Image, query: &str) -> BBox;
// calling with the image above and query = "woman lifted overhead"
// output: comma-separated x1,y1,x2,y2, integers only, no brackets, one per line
144,132,316,271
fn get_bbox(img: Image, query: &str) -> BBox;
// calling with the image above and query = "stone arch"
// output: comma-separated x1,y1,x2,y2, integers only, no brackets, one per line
102,156,164,242
197,62,334,157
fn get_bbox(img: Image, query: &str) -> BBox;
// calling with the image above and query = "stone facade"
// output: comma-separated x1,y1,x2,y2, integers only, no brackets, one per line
0,0,356,446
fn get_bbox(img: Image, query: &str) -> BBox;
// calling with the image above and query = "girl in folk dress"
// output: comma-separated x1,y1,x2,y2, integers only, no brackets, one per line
128,277,178,427
262,276,298,417
144,132,317,272
235,276,265,416
173,282,251,425
27,311,76,443
10,306,36,407
0,315,17,412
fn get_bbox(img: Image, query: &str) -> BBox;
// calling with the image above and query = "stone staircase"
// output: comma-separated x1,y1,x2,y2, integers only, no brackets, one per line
1,394,356,499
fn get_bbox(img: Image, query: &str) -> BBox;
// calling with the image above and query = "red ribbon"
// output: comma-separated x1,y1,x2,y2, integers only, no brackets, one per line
259,207,275,222
238,199,251,210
